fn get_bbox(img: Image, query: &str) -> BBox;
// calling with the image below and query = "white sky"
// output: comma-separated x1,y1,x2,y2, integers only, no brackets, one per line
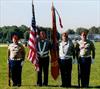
0,0,100,32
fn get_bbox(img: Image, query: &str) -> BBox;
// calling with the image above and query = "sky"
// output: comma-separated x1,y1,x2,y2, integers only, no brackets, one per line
0,0,100,33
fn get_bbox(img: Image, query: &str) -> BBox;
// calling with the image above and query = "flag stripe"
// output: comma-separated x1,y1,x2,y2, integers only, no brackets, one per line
28,1,39,71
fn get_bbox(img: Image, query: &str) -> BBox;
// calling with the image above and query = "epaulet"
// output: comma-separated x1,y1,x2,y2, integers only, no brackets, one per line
68,38,71,41
18,43,23,47
58,40,61,43
87,39,94,44
9,43,13,46
59,39,61,42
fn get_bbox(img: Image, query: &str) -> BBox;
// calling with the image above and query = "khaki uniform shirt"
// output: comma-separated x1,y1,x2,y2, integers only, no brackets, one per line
78,40,95,57
8,43,25,60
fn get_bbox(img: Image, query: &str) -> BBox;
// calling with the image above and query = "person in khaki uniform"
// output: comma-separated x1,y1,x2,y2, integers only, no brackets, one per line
8,34,25,86
76,32,95,87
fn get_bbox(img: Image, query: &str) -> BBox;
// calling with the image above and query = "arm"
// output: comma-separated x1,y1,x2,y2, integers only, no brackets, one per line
70,41,75,64
21,46,26,61
8,49,10,61
8,44,10,60
75,42,80,60
72,44,75,60
75,42,80,87
91,42,95,59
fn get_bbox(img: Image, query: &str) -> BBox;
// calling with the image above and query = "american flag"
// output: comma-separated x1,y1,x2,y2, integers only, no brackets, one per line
28,1,39,71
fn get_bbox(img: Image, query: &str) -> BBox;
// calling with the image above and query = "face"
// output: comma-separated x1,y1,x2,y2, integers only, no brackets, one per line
81,32,87,41
40,31,46,40
62,33,68,42
12,36,19,44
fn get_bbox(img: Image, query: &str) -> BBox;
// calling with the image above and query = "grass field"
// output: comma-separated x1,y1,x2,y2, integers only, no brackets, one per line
0,42,100,89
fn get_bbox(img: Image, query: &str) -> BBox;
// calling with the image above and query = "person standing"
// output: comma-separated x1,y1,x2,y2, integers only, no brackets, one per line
59,32,75,87
37,31,51,86
8,34,25,86
76,32,95,87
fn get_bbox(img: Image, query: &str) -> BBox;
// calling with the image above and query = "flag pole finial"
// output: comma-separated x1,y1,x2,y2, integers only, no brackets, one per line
52,2,54,11
52,2,54,8
32,0,34,4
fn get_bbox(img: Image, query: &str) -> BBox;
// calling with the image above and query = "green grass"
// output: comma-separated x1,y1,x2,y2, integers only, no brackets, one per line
0,42,100,89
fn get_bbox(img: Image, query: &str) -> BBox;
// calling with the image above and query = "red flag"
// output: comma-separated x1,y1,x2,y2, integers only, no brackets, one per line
51,4,60,80
54,8,63,28
28,1,39,71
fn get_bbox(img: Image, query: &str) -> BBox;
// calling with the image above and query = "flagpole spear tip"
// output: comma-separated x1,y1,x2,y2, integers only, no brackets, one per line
51,1,54,10
52,1,54,6
32,0,34,4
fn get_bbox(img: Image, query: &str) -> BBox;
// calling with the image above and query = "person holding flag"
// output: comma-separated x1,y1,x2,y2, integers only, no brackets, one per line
58,32,75,87
36,31,51,86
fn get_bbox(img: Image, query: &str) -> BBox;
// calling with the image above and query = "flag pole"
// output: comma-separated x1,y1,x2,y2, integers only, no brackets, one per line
7,50,11,86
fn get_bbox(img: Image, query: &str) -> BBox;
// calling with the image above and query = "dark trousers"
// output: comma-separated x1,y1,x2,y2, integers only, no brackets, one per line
59,58,72,87
79,57,91,87
37,56,49,86
9,60,22,86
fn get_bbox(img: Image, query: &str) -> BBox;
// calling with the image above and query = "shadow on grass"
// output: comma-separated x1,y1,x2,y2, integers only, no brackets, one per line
21,84,100,88
71,85,100,88
22,84,60,87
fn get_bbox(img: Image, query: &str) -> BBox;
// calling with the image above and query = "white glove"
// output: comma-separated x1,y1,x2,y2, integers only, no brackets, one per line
7,60,9,64
21,61,24,66
72,59,75,64
74,59,78,64
91,58,94,64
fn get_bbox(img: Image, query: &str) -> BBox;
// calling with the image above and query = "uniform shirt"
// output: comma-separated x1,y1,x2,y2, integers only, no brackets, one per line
8,43,25,60
78,40,95,57
59,39,75,59
37,39,51,58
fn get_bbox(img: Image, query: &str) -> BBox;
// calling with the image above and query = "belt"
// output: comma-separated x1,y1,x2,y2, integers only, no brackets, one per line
80,55,91,58
60,56,72,60
38,51,49,56
39,54,49,58
65,56,73,58
9,58,22,60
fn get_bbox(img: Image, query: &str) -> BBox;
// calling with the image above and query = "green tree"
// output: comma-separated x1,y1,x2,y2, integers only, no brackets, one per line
24,31,29,41
89,26,99,34
76,27,89,35
97,27,100,34
19,25,28,38
67,29,75,34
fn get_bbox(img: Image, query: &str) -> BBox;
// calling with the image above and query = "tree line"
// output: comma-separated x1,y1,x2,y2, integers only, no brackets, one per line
0,25,51,43
0,25,100,43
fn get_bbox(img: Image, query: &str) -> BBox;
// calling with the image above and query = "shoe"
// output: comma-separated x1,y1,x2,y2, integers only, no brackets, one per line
17,84,21,87
37,84,42,86
60,85,66,87
13,84,17,86
43,83,48,86
81,85,89,88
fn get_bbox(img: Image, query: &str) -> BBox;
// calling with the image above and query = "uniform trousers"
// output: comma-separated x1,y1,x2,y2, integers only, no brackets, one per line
9,60,22,86
79,57,91,87
59,58,72,87
37,56,49,86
